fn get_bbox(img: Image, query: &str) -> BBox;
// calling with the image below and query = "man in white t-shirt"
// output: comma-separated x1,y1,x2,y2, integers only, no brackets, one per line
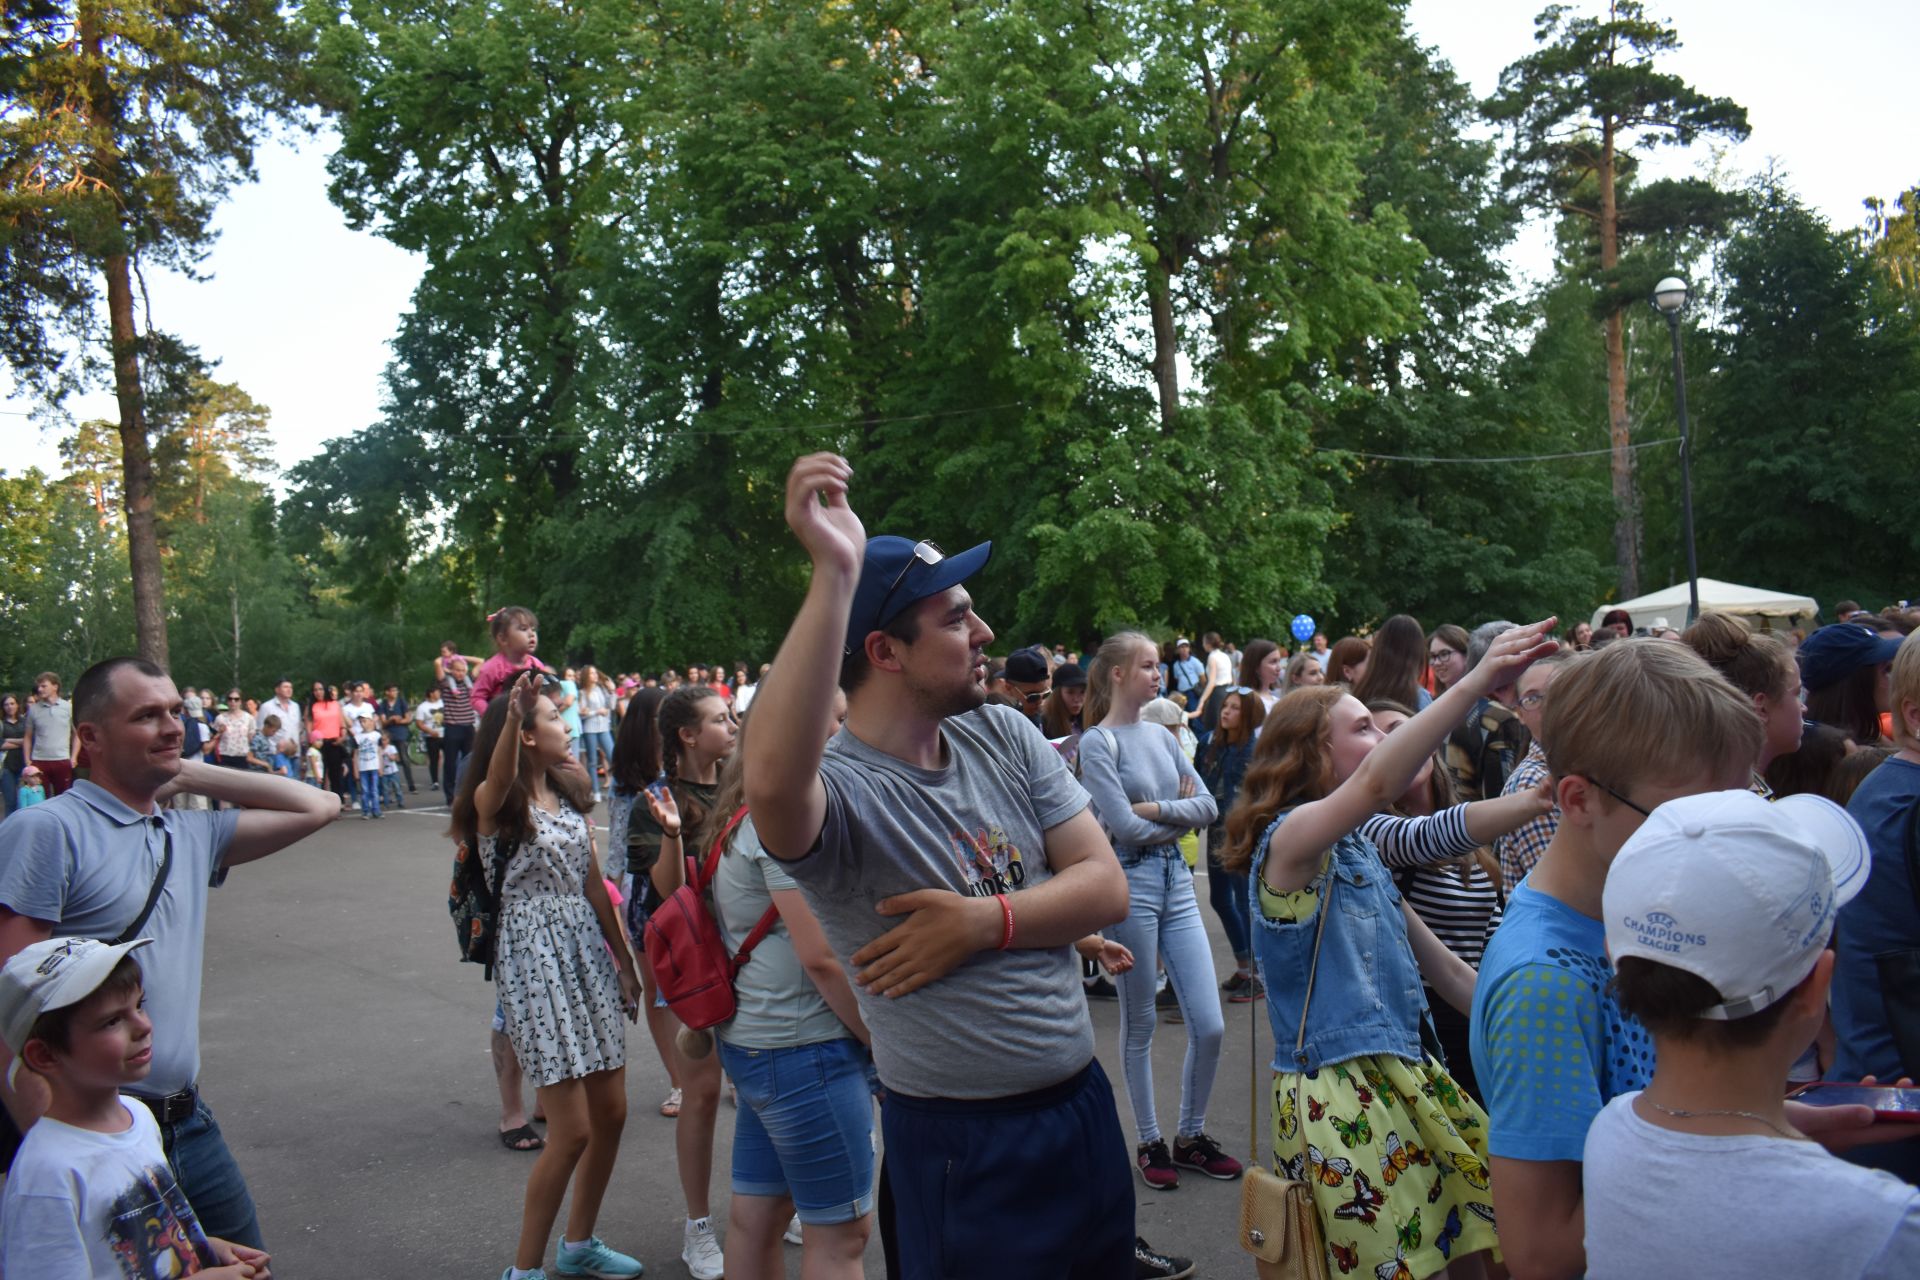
1584,789,1919,1279
256,681,302,754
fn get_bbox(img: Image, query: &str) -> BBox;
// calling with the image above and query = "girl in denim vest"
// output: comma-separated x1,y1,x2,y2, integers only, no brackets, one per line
1220,619,1556,1280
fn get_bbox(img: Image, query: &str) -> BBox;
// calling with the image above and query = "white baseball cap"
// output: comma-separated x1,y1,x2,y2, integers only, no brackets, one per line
1603,790,1870,1021
0,937,152,1084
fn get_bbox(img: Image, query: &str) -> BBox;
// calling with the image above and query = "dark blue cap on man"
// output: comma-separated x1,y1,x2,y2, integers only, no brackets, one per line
844,536,993,656
1797,622,1902,692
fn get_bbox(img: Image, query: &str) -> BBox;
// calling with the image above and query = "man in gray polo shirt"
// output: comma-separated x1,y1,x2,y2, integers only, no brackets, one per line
744,453,1147,1280
0,657,335,1248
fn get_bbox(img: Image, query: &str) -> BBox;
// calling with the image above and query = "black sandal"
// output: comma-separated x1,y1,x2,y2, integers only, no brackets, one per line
498,1124,544,1152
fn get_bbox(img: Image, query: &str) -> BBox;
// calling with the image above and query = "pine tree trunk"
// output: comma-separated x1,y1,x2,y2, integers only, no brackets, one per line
1599,117,1641,599
83,4,169,668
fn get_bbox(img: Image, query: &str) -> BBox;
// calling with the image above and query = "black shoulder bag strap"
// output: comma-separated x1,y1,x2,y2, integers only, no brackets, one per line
112,827,174,945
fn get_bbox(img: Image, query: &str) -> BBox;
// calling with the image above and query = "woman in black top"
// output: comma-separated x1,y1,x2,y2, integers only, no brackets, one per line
1,693,25,816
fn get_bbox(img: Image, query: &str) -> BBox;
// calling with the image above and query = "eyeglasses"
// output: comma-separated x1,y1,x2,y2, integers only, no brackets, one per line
1581,776,1650,817
1517,691,1547,710
1429,649,1461,663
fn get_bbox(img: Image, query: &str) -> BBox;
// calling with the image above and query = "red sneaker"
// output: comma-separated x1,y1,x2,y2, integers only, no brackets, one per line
1137,1139,1180,1190
1172,1132,1244,1180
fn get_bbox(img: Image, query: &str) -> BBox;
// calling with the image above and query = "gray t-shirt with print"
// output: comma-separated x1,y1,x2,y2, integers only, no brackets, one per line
713,815,850,1050
781,702,1094,1100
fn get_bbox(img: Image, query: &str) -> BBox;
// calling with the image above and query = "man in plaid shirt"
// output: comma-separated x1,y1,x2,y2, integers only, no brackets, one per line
1494,652,1571,887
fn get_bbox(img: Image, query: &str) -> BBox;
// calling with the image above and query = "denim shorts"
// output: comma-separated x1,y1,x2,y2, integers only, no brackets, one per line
719,1036,876,1224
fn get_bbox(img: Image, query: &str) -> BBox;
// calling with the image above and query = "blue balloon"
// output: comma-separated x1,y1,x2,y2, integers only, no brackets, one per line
1290,614,1316,643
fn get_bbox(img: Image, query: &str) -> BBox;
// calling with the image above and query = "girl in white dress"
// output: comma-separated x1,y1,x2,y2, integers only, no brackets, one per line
455,671,644,1280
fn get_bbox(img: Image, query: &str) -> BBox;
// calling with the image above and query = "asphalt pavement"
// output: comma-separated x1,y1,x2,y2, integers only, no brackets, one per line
195,795,1266,1277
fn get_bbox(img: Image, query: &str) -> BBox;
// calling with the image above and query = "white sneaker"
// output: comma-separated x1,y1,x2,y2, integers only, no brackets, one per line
783,1214,803,1245
682,1217,725,1280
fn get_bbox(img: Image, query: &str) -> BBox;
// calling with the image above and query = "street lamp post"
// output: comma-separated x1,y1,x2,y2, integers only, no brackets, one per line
1652,276,1700,626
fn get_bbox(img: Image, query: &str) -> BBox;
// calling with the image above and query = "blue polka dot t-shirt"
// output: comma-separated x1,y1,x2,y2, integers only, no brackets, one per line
1470,881,1657,1162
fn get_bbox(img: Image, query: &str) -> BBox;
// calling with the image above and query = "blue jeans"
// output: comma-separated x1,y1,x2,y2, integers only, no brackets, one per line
0,765,18,816
1205,842,1252,962
358,768,381,816
719,1037,876,1224
1108,845,1224,1144
154,1094,265,1249
580,729,614,793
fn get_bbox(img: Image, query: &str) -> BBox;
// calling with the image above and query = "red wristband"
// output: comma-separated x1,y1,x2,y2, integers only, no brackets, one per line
995,892,1015,951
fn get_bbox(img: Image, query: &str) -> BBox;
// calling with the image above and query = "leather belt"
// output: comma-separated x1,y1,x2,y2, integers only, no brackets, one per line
136,1087,197,1126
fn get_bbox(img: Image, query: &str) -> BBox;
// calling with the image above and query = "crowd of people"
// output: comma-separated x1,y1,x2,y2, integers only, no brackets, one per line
1,451,1918,1280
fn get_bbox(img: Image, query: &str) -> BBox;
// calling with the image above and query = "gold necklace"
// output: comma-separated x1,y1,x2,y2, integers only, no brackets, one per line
1644,1098,1800,1141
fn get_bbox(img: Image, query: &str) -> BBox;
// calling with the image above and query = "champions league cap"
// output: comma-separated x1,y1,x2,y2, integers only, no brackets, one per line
844,536,992,656
1603,790,1869,1021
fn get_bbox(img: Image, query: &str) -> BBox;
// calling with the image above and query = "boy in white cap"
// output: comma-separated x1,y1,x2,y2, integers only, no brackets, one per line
0,937,270,1279
1585,789,1920,1278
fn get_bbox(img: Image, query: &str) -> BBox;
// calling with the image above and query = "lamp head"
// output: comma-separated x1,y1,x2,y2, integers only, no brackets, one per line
1653,276,1689,315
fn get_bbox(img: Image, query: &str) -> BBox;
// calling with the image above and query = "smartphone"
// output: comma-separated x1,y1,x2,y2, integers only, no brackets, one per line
1787,1082,1920,1120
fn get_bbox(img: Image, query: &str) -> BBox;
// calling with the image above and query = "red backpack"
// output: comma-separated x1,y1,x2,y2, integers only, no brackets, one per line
643,805,780,1030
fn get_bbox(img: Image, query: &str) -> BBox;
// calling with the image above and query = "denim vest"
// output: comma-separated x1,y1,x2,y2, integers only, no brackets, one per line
1249,813,1427,1074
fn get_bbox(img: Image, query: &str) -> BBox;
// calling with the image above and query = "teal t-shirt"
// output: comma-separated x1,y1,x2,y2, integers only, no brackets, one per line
557,679,582,736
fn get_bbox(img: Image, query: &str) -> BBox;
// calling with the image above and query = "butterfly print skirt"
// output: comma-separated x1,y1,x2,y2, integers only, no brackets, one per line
1271,1053,1499,1280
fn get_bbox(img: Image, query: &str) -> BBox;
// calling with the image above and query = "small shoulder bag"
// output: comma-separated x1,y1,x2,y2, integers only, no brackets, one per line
1238,856,1333,1280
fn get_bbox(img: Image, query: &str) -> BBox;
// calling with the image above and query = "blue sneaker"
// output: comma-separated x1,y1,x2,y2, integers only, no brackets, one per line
498,1270,547,1280
554,1237,644,1279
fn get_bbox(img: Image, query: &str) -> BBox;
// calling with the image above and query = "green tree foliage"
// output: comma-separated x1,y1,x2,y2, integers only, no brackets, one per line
1486,0,1748,597
1691,182,1920,606
0,0,311,665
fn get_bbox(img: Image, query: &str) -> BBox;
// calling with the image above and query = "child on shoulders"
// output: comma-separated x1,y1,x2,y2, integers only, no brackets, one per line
0,938,270,1278
470,607,556,716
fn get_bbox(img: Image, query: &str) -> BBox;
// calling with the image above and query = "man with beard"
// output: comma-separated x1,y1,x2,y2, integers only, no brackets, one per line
743,454,1192,1280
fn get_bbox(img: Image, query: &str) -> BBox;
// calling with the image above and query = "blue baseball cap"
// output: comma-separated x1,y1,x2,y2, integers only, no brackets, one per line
1797,622,1902,692
845,536,992,656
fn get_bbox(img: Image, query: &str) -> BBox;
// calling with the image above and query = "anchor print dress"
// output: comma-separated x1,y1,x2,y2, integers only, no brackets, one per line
489,800,626,1087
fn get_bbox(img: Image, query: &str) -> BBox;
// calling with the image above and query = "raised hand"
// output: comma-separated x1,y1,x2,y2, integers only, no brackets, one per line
509,669,542,720
1467,618,1560,689
784,452,866,579
642,782,681,838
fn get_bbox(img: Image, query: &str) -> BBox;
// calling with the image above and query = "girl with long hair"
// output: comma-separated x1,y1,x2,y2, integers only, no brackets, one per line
1326,635,1370,686
1362,698,1546,1102
1238,639,1284,712
1285,651,1326,691
1,692,26,815
1427,624,1470,695
1196,688,1265,1001
577,666,616,803
604,687,688,1116
1219,618,1555,1280
305,680,352,811
1353,614,1431,710
1040,662,1088,766
635,684,738,1280
1079,632,1236,1190
648,691,876,1280
451,672,644,1280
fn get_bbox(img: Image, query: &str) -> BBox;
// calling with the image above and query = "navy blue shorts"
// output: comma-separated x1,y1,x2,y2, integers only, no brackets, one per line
880,1058,1132,1280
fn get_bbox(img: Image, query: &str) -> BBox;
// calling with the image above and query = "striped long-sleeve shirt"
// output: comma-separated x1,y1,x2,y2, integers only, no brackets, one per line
1362,804,1503,968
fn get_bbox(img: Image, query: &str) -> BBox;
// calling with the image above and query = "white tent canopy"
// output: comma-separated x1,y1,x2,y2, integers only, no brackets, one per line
1591,578,1819,634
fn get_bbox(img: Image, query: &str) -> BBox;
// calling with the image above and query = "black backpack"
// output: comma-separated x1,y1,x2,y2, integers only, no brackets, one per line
449,832,515,979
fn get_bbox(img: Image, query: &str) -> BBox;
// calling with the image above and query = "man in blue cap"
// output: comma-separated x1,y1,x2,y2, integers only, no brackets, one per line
744,453,1190,1279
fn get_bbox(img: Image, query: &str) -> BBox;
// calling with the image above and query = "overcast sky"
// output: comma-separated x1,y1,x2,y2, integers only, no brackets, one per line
8,0,1917,480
